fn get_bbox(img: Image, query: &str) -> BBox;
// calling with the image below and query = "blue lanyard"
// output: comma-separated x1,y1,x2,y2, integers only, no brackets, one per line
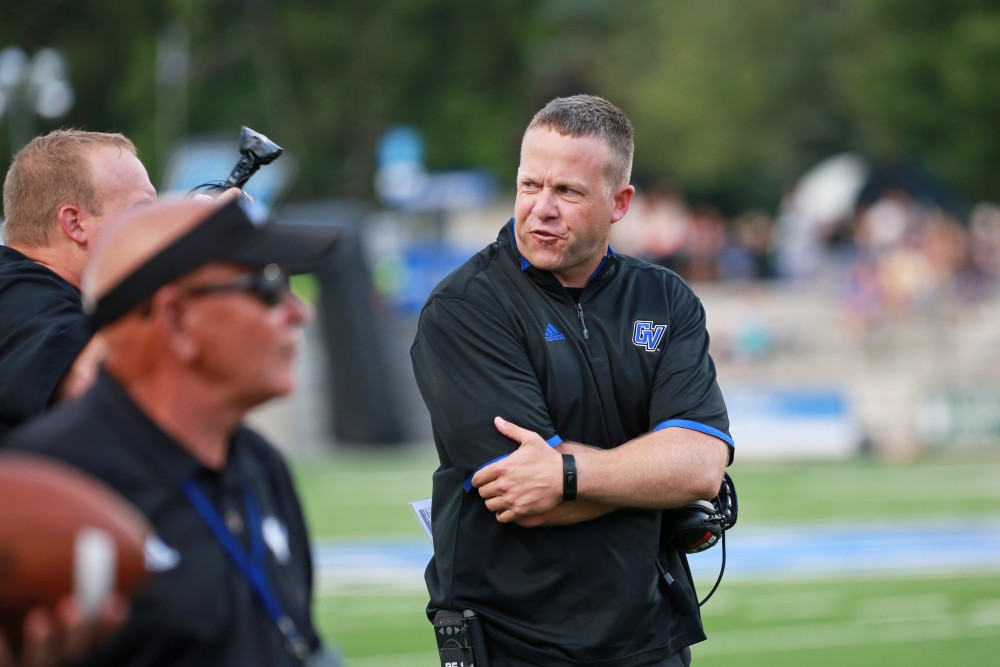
181,479,311,661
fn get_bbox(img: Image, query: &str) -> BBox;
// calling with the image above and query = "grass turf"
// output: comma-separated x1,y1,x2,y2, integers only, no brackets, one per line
291,448,1000,665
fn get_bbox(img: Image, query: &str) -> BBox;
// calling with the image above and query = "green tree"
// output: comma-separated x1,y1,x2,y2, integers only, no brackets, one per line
587,0,999,210
3,1,997,210
0,4,164,170
590,1,858,212
2,1,539,202
167,0,538,200
835,0,1000,202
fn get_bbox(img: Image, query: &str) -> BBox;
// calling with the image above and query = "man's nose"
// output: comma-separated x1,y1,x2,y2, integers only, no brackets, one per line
534,188,559,218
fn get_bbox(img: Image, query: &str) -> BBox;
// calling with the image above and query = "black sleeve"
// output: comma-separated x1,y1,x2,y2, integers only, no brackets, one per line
411,295,558,482
0,273,89,429
650,282,733,458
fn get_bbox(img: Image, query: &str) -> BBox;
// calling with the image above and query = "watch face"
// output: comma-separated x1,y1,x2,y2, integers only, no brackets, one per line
562,454,577,501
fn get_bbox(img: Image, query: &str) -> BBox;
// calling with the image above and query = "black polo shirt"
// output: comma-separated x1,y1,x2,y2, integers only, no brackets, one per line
4,370,322,667
411,221,734,667
0,245,90,442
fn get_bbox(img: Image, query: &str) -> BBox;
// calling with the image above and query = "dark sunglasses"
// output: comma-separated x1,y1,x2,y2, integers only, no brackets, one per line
183,263,290,307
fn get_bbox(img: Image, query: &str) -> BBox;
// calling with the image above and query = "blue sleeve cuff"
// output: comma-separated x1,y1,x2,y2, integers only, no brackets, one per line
463,434,563,492
653,419,735,449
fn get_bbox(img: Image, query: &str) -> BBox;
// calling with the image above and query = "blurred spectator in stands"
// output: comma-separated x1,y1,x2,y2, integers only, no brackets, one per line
684,206,727,282
609,185,690,272
837,187,985,336
968,202,1000,294
612,175,998,316
718,211,779,283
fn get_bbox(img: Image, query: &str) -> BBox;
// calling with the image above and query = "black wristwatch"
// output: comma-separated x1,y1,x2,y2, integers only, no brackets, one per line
562,454,577,501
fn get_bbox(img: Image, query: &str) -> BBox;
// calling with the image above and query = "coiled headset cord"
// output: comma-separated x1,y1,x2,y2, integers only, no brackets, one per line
696,525,727,607
656,503,729,611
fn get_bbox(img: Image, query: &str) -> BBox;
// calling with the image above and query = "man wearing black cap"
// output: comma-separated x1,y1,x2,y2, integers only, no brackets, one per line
4,196,345,667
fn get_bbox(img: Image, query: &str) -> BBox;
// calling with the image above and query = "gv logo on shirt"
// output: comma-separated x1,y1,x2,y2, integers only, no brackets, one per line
633,320,667,352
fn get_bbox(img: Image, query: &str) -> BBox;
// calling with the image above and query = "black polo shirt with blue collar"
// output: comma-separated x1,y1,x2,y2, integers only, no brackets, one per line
411,220,733,667
4,370,322,667
0,245,90,442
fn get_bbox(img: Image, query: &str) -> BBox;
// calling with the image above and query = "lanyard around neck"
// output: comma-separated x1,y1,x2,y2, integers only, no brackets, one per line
181,479,311,661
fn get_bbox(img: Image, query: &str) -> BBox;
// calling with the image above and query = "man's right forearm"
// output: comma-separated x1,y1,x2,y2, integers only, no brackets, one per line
573,428,730,509
509,442,617,527
513,498,616,527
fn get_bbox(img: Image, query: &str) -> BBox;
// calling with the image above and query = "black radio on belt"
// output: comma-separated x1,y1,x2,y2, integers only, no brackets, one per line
433,609,491,667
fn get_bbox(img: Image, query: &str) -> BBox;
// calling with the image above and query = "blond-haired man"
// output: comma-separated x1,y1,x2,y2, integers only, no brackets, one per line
0,130,156,438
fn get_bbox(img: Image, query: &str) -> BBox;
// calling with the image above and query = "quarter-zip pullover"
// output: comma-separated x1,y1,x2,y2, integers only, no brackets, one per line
411,220,733,666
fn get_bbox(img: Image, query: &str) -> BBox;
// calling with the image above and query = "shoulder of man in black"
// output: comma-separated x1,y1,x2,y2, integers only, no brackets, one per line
2,379,126,475
4,377,303,497
0,245,90,436
230,425,303,507
3,369,325,666
419,222,514,310
0,245,82,302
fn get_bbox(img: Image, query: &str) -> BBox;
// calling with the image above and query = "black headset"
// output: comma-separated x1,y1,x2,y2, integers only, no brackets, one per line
665,472,738,554
661,472,739,607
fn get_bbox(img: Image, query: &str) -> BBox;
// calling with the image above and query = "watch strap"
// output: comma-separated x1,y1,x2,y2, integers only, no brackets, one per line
562,454,577,501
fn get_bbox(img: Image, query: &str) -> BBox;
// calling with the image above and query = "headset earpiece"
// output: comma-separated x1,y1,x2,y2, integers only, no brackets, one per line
665,500,725,554
660,472,740,608
662,472,738,554
717,472,738,529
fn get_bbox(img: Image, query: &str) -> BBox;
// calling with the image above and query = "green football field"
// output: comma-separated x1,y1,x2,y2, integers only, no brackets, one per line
290,447,1000,666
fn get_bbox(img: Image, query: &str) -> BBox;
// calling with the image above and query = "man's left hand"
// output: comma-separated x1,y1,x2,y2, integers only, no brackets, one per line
472,417,563,523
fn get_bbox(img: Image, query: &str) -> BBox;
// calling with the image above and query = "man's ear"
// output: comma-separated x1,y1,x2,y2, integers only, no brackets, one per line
56,204,88,245
150,287,198,362
611,184,635,224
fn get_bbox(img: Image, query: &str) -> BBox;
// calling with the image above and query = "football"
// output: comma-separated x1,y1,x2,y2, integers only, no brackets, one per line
0,452,152,645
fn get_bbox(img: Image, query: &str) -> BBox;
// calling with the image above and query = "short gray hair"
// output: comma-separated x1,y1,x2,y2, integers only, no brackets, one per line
526,94,634,190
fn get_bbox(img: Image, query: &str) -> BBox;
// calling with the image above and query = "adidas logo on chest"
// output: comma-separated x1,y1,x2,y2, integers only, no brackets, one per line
544,323,566,342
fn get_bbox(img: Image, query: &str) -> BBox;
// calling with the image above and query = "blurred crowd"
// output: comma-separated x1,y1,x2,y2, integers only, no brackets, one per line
610,186,1000,331
611,187,779,283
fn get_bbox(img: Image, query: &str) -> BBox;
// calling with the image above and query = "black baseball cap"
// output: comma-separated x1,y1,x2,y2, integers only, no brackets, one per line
85,197,342,331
